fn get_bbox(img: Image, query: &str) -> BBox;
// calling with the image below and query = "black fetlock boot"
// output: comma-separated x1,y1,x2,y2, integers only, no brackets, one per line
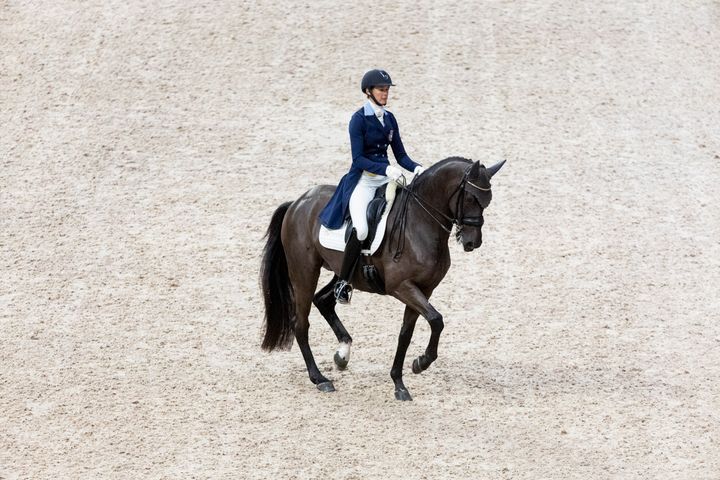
334,229,362,304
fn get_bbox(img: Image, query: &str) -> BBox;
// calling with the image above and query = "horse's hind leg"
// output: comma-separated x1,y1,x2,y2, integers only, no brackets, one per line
287,258,335,392
313,275,353,370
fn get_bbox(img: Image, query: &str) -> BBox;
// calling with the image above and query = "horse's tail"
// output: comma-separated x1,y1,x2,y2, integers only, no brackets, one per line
260,201,296,351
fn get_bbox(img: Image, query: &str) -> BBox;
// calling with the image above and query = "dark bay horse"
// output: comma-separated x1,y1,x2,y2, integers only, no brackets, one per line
260,157,505,400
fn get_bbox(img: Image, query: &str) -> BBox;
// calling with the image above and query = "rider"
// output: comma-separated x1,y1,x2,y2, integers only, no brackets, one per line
319,69,426,304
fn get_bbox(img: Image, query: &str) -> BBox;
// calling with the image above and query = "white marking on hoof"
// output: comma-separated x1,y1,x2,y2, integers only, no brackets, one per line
337,342,351,362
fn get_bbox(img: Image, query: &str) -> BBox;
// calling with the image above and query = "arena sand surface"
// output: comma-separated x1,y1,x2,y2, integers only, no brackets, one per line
2,1,720,478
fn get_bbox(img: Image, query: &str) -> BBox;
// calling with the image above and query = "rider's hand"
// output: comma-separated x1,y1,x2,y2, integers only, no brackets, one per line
414,165,426,176
385,165,403,181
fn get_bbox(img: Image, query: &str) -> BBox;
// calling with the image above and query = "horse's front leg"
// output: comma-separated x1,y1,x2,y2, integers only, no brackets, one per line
390,306,419,401
391,282,443,400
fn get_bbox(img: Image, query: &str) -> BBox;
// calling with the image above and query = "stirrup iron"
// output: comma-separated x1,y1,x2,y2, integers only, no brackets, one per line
334,280,353,304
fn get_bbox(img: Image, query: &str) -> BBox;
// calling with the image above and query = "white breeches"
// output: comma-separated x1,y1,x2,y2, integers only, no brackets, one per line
349,172,390,241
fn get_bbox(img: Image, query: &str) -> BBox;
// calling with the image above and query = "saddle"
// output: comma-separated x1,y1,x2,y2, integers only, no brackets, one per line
344,184,388,248
318,183,394,256
318,184,393,295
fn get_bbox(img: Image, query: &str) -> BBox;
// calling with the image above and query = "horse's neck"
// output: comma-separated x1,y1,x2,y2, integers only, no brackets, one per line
414,161,465,218
402,161,466,237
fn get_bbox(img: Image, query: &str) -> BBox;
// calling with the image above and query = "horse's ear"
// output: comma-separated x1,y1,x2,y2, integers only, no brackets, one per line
469,160,482,177
486,159,506,178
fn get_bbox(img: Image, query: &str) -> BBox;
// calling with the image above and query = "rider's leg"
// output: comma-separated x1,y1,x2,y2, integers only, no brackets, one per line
348,178,373,242
334,228,362,304
334,176,375,303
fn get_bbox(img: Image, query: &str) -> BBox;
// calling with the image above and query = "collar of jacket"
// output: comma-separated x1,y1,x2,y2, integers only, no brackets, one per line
363,100,386,118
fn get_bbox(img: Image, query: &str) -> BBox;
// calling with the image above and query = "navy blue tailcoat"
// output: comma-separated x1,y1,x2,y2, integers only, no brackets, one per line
319,103,419,229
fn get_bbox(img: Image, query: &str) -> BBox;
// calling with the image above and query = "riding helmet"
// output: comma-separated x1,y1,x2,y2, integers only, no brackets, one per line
361,69,395,93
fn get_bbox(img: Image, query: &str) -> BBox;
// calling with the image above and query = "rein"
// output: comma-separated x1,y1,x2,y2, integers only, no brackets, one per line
389,166,490,260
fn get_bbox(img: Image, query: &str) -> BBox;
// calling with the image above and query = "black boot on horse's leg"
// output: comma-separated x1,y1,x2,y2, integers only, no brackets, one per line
334,229,362,304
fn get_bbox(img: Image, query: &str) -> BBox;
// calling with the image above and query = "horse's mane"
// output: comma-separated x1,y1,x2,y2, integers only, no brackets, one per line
426,156,473,172
408,156,473,190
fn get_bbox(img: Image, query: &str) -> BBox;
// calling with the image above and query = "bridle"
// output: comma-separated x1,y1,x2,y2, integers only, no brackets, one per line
453,166,490,230
404,165,490,233
389,166,490,260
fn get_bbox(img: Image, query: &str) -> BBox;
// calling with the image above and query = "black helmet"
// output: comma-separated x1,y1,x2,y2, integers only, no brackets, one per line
361,69,395,93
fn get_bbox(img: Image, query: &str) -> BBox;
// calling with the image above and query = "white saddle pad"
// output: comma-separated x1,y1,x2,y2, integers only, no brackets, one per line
319,209,391,256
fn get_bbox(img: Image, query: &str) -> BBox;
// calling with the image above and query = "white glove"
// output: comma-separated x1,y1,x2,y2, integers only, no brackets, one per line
413,165,426,176
384,165,403,181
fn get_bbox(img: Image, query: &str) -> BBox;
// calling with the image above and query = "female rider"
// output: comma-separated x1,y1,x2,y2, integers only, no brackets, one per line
319,69,425,304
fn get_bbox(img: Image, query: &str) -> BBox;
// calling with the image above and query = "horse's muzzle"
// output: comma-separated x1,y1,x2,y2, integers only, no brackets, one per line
463,241,480,252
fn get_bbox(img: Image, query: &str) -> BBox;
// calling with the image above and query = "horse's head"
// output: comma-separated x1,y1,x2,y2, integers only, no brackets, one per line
455,159,506,252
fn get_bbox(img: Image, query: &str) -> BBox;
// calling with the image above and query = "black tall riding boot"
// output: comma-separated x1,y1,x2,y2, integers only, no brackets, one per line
334,229,362,304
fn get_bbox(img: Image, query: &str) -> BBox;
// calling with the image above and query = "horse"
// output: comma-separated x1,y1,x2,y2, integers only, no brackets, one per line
260,156,505,401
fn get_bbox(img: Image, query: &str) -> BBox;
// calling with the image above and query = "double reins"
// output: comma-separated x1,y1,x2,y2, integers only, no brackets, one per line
388,166,491,260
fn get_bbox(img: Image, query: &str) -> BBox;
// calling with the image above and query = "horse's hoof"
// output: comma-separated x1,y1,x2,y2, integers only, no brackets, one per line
334,342,351,370
334,352,349,370
412,357,422,374
316,381,335,393
394,388,413,401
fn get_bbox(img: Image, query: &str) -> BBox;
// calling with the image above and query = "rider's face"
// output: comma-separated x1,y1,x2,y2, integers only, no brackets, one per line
370,86,390,105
